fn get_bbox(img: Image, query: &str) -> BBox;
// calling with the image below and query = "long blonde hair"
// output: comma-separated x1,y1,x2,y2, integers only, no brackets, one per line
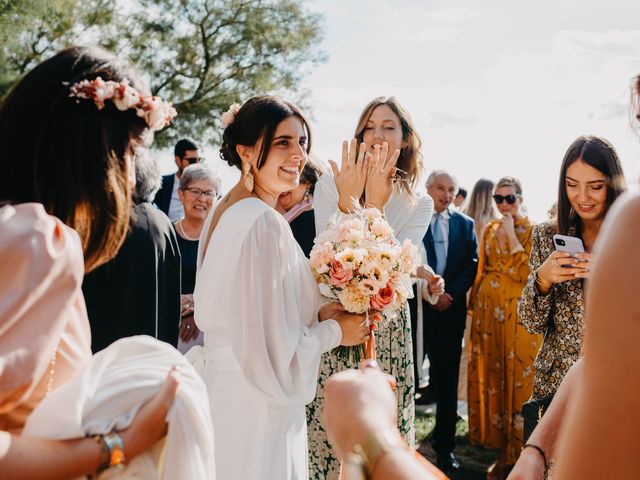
354,96,423,196
464,178,498,239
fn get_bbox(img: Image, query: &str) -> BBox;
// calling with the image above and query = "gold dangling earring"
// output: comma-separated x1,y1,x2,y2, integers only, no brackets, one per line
243,163,254,193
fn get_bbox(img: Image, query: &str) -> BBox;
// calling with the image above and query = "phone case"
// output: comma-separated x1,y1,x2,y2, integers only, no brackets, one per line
552,234,585,257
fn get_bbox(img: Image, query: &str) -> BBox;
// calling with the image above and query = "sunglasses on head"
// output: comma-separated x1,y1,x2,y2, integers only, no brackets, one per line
493,194,519,204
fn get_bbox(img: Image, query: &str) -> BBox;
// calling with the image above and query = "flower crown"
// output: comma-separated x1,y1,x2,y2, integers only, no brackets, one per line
221,102,241,127
68,77,177,131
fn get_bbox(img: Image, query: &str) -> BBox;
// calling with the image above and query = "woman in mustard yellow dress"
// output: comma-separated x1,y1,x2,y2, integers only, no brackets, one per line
467,177,541,478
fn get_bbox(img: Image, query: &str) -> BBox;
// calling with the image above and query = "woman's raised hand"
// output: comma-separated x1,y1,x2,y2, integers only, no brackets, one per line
364,142,400,211
329,139,369,213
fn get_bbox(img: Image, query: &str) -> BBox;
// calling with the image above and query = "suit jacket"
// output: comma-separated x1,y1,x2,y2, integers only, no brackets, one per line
423,208,478,312
83,202,181,352
153,174,175,216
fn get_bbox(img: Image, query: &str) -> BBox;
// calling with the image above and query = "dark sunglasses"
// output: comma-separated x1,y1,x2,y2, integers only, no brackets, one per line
183,156,205,165
493,194,519,204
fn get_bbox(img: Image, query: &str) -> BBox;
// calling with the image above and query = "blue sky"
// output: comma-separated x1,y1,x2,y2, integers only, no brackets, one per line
161,0,640,221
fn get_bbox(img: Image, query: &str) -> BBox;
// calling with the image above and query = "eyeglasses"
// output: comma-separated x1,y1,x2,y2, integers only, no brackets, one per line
184,187,216,199
493,194,520,204
182,156,205,165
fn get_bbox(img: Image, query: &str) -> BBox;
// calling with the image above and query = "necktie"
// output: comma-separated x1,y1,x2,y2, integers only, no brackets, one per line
432,213,447,276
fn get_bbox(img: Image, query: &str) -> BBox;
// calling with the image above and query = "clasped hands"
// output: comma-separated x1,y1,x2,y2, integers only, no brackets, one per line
329,138,400,214
179,294,200,342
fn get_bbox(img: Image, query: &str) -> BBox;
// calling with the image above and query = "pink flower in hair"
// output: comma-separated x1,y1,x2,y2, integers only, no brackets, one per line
221,103,241,127
68,77,176,131
113,82,140,111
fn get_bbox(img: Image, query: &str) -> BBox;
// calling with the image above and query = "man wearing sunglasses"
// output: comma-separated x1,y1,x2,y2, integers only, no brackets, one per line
153,138,204,221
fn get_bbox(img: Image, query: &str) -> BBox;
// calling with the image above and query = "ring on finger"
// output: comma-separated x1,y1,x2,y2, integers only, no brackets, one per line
552,259,560,268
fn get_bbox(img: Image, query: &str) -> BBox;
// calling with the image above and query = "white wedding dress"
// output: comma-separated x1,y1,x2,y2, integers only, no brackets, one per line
190,197,342,480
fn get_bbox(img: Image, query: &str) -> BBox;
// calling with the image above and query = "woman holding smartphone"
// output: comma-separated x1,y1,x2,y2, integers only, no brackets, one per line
518,135,626,426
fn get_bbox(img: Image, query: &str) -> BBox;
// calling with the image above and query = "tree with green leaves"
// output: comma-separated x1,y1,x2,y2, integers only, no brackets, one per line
0,0,325,146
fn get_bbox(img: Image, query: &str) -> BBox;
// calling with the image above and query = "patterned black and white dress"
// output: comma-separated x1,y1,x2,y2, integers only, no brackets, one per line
307,174,434,479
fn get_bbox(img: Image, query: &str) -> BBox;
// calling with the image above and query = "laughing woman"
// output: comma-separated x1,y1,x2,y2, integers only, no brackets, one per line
175,163,221,353
308,96,437,479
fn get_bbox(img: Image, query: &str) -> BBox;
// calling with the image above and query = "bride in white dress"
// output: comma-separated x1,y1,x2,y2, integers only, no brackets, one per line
190,96,369,480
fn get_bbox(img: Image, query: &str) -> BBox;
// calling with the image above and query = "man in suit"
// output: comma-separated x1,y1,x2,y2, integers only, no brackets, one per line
423,170,478,472
153,138,202,221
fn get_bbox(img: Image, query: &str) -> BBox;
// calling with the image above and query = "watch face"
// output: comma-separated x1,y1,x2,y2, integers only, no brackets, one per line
345,453,367,480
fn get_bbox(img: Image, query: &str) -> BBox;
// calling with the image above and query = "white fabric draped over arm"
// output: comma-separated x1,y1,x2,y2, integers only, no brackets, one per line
228,210,341,406
22,336,216,480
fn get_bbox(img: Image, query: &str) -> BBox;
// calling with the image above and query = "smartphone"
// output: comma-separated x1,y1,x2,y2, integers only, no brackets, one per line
553,234,585,259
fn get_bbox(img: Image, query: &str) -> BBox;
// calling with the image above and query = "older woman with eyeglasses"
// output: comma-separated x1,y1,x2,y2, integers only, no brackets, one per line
467,176,541,479
174,163,222,353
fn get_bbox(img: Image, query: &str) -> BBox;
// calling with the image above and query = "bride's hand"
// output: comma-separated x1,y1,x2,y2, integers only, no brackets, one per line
334,311,370,346
318,302,345,322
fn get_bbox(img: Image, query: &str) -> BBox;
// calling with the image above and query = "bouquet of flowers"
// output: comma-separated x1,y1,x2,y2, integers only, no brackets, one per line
309,206,419,361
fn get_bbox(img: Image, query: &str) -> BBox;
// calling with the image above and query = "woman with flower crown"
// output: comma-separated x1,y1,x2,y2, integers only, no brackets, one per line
0,46,214,478
307,96,443,479
189,96,369,479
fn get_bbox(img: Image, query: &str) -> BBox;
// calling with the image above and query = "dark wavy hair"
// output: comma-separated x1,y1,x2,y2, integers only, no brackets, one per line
0,46,150,272
556,135,626,236
219,95,311,170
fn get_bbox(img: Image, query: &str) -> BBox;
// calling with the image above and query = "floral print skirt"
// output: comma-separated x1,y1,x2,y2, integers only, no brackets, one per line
306,305,415,480
468,276,542,464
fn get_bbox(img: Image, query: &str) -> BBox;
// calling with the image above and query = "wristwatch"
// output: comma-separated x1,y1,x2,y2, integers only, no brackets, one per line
91,432,126,478
344,427,405,479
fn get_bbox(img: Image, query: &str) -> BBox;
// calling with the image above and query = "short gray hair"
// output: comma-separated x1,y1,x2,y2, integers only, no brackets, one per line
180,163,222,194
425,169,459,191
133,148,161,204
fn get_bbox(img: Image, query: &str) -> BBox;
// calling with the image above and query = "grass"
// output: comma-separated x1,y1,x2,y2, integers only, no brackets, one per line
416,410,498,480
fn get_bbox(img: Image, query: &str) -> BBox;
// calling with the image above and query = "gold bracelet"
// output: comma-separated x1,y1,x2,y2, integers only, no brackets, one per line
91,432,126,476
534,270,552,290
92,435,110,474
347,428,407,478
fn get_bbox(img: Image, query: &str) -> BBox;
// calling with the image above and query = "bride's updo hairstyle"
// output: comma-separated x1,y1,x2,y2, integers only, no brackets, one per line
0,46,153,272
219,95,312,170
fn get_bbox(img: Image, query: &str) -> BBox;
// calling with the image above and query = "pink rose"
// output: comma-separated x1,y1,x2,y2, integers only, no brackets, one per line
113,83,140,111
329,259,354,288
221,102,241,127
370,284,395,311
